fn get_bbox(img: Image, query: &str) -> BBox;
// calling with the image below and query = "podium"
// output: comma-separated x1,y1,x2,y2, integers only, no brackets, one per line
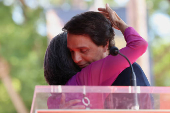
31,86,170,113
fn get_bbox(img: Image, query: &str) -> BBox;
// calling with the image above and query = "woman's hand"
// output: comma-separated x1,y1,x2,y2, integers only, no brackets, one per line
59,93,85,109
98,3,129,34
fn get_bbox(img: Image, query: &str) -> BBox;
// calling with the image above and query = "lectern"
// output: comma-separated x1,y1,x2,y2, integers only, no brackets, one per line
31,86,170,113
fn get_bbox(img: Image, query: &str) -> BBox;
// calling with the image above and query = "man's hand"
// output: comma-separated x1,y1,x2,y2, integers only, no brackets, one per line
98,3,129,34
59,93,85,109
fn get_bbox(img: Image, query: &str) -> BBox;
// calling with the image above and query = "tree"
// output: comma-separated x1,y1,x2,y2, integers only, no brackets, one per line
0,1,47,112
146,0,170,86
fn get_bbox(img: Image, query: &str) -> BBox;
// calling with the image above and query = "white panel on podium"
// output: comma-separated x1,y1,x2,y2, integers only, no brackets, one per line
30,86,170,113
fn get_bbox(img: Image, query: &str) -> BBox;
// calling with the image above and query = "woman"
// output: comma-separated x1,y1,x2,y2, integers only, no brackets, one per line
44,32,80,85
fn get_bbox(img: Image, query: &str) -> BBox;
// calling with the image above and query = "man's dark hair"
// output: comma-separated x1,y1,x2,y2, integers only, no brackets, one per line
63,11,115,49
44,32,80,85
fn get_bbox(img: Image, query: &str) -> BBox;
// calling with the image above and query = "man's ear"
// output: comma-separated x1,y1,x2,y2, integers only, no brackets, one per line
103,41,109,52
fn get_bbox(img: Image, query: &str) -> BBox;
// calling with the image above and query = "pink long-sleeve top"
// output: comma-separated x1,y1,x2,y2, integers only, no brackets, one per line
66,27,148,86
47,27,149,109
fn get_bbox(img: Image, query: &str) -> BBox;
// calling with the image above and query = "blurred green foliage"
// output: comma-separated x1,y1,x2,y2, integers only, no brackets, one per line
151,39,170,86
146,0,170,86
0,1,47,113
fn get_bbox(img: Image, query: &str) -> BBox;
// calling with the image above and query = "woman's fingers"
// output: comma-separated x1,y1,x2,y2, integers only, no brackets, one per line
99,4,118,28
60,93,65,105
105,4,122,30
99,12,109,18
99,3,123,30
98,8,107,13
64,99,81,108
60,99,82,109
59,93,84,109
106,3,113,14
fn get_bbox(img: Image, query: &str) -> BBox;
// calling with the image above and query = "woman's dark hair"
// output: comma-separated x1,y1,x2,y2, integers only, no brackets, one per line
44,32,80,85
63,11,115,49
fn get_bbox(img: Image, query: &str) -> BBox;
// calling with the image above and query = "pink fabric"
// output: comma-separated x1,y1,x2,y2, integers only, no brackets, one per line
66,27,148,86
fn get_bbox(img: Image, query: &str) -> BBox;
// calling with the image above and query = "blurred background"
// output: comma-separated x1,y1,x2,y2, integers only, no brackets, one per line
0,0,170,112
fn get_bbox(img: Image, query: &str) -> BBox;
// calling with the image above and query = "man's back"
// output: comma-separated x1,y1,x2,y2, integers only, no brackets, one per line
112,62,150,86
